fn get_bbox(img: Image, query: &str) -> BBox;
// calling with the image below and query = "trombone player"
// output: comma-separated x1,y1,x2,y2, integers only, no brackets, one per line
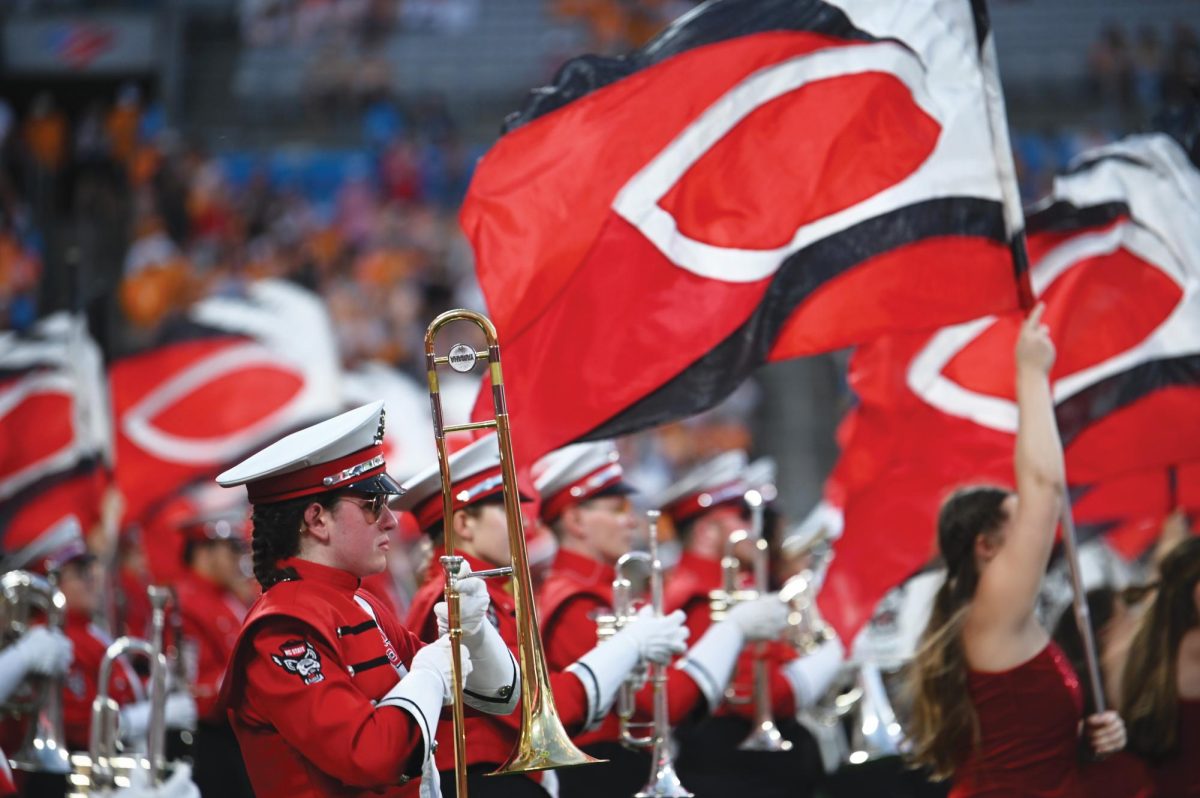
534,441,793,798
216,402,519,798
400,434,689,798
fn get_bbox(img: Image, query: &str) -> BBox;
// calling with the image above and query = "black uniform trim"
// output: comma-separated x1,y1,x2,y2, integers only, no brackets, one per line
347,655,391,676
387,696,432,753
337,619,379,637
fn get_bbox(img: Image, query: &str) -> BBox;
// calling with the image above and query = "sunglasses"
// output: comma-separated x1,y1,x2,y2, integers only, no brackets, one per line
339,494,391,524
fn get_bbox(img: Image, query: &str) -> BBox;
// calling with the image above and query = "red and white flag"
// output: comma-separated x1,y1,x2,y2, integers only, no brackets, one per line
463,0,1028,466
110,279,343,525
1072,462,1200,560
0,314,110,548
819,132,1200,642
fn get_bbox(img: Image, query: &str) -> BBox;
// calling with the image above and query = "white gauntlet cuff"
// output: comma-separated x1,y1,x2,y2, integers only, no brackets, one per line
675,620,744,711
782,636,844,710
461,623,519,716
377,668,444,771
567,633,640,732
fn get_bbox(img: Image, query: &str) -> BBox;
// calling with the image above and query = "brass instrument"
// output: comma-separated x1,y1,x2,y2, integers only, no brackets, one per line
736,491,791,752
78,585,173,793
707,527,761,623
0,570,71,776
424,309,600,798
594,555,648,740
596,511,692,798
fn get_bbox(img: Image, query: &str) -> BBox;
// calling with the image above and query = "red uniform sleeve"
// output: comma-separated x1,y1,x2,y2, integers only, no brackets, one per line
181,612,227,723
240,618,425,787
543,597,603,672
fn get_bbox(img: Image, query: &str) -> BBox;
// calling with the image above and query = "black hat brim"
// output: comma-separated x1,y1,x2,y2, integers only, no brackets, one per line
345,472,406,497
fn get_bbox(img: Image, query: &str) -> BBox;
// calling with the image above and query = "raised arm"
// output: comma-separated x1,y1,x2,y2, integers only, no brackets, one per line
976,303,1065,628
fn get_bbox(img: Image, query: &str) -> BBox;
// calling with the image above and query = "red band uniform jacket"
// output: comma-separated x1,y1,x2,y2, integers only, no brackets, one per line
221,558,435,798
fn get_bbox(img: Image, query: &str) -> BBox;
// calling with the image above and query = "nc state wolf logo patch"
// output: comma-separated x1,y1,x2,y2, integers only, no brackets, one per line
271,639,324,685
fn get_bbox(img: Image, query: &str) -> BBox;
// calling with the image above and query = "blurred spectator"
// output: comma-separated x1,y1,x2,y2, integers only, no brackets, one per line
1088,24,1134,122
1163,23,1200,106
23,92,68,174
0,217,42,331
106,83,143,168
1133,26,1164,115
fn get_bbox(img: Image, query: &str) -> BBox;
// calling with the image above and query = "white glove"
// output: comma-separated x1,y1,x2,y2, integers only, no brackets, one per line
433,562,492,638
113,761,200,798
164,693,197,731
14,627,73,677
410,635,473,706
727,595,789,641
782,636,845,709
612,607,689,665
565,607,688,732
120,693,197,742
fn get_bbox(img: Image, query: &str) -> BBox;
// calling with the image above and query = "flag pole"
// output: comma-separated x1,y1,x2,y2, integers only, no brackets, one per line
973,0,1105,712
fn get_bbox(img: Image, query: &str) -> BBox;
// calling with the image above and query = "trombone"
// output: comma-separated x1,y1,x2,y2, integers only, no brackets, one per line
596,511,692,798
424,309,600,798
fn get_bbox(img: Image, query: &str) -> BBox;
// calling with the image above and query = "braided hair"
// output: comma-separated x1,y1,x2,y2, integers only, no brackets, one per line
907,485,1011,779
250,493,340,590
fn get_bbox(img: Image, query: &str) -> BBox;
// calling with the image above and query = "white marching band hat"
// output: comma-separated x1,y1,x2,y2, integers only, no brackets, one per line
216,401,403,505
655,450,749,524
393,433,531,533
1,514,89,574
533,441,635,523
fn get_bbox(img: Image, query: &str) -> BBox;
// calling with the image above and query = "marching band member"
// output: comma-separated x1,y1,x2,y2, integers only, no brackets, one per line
534,440,792,798
907,304,1125,795
1121,535,1200,797
216,402,518,798
398,434,689,798
173,504,254,797
656,454,836,796
0,515,197,752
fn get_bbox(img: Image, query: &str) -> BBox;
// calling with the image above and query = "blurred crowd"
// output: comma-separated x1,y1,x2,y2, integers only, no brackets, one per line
1087,21,1200,127
0,85,483,380
241,0,481,46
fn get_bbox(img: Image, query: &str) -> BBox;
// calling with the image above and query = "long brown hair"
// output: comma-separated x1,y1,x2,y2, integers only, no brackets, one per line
907,486,1010,779
1121,536,1200,760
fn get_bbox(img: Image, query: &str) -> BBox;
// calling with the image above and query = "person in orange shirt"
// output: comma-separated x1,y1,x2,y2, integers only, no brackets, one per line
22,93,67,173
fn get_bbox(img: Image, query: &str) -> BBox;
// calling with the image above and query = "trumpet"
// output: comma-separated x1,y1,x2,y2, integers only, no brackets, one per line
424,309,600,798
0,570,71,777
735,491,792,752
596,511,692,798
78,585,173,793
